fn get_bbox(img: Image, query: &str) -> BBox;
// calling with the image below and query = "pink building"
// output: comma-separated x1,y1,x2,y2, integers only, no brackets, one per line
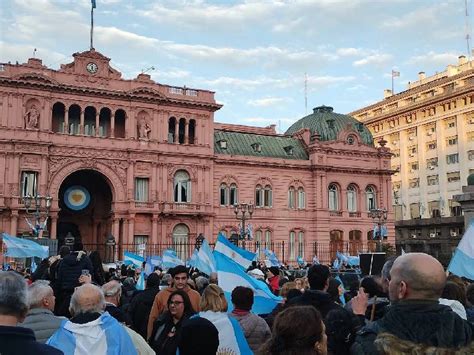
0,49,393,263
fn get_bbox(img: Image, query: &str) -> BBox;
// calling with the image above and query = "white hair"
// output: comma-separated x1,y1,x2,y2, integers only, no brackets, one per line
28,280,53,308
102,280,121,298
69,284,105,316
0,271,28,317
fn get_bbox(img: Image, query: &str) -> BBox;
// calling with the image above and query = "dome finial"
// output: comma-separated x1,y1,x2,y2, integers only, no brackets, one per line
313,105,334,113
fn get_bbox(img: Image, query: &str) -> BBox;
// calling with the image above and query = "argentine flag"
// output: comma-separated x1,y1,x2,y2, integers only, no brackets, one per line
47,312,137,354
196,311,252,355
215,251,282,315
144,255,162,275
136,271,145,291
195,239,217,276
263,249,280,267
2,233,49,259
215,233,256,270
162,249,184,269
123,251,144,268
448,222,474,280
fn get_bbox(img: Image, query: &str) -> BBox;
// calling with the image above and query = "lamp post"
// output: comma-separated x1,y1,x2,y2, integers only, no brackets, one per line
233,202,254,249
369,208,388,252
195,233,204,250
22,194,52,238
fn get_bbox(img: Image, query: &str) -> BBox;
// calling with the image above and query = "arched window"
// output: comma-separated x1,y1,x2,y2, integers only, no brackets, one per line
330,230,344,260
264,185,273,207
52,102,65,133
178,118,186,144
349,230,362,255
288,187,295,209
328,184,339,211
189,119,196,144
114,109,126,138
298,231,305,259
255,185,263,207
84,106,96,136
297,187,305,209
219,183,228,206
347,184,357,212
366,186,376,211
173,223,189,261
168,117,176,143
174,170,191,203
255,230,263,258
265,230,272,246
68,104,81,135
229,183,238,206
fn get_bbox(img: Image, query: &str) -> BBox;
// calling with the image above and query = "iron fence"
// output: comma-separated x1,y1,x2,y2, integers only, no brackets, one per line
83,240,390,265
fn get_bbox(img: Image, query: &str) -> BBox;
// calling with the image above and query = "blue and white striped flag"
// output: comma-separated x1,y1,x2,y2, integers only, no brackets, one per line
214,233,256,270
215,251,282,315
448,221,474,280
30,258,37,273
297,256,305,266
136,271,145,291
195,239,217,276
187,249,199,268
123,251,144,268
144,256,162,275
162,249,184,269
263,249,280,267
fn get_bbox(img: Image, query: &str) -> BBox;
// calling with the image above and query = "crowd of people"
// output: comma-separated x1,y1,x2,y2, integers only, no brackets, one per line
1,241,474,354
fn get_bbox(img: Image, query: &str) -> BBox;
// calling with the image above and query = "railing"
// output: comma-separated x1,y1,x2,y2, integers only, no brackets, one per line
83,240,392,265
349,212,361,217
329,211,343,217
161,202,212,214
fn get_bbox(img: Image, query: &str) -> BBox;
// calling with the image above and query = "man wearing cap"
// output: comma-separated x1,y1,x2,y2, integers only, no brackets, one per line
146,265,200,339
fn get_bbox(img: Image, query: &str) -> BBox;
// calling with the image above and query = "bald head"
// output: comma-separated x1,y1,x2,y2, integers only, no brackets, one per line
389,253,446,301
69,284,105,316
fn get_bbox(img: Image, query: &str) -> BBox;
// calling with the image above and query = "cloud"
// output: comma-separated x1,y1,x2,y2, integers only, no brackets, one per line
353,53,392,67
381,3,449,29
405,51,459,67
0,41,67,68
248,97,292,107
336,47,366,57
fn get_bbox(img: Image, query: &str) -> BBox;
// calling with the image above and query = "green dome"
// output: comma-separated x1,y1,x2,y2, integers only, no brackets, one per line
285,105,374,146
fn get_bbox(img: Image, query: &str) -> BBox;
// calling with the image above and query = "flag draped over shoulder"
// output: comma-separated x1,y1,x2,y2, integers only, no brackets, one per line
123,251,144,268
1,233,48,259
214,233,255,270
448,222,474,280
214,251,282,315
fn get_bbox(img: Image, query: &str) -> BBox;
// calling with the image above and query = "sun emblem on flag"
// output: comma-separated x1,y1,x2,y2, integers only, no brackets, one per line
231,251,236,259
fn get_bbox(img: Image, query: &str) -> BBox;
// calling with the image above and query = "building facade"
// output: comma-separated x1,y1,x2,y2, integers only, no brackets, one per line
0,49,393,263
350,55,474,264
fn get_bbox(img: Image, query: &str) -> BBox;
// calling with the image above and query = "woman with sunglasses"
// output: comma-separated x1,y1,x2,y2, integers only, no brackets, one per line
149,289,195,354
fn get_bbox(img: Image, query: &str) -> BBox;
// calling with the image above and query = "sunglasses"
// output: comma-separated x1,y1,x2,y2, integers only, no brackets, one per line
169,301,184,306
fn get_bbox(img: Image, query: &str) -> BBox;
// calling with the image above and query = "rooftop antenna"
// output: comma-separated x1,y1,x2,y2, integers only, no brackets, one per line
466,0,472,59
141,66,155,74
304,72,308,115
90,0,96,50
33,48,37,58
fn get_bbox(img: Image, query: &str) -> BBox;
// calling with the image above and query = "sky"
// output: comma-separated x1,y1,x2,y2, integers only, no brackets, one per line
1,0,473,132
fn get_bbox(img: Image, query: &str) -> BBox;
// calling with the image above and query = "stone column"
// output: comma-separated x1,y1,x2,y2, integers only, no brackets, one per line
152,214,159,244
112,218,120,240
64,106,69,134
175,120,179,144
50,213,58,239
110,112,115,138
95,110,100,137
10,210,18,236
80,110,85,135
128,214,135,245
185,121,189,144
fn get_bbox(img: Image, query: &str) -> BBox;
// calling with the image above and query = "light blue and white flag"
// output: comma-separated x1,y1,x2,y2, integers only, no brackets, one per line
123,251,144,268
214,233,256,270
144,255,162,275
215,251,282,315
336,251,349,264
297,256,305,266
196,311,252,355
30,258,37,273
448,222,474,280
263,249,280,267
47,312,137,354
332,258,340,270
334,275,346,305
194,239,217,276
187,249,199,268
162,249,184,269
347,255,360,267
136,271,145,291
1,233,48,259
312,255,320,265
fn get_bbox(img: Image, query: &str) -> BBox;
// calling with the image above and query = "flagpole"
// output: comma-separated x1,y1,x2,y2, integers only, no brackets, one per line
90,3,94,50
391,73,394,94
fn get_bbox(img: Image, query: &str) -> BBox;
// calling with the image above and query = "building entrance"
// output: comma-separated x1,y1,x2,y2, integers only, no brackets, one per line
57,169,113,247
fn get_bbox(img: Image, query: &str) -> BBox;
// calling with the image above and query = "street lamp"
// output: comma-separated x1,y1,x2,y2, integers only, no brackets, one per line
234,202,254,249
22,194,52,238
195,233,205,250
369,208,388,252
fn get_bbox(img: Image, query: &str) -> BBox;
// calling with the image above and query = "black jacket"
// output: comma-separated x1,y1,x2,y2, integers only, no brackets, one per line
57,251,93,291
105,303,132,326
289,289,341,318
0,325,63,355
351,300,474,354
128,286,161,339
